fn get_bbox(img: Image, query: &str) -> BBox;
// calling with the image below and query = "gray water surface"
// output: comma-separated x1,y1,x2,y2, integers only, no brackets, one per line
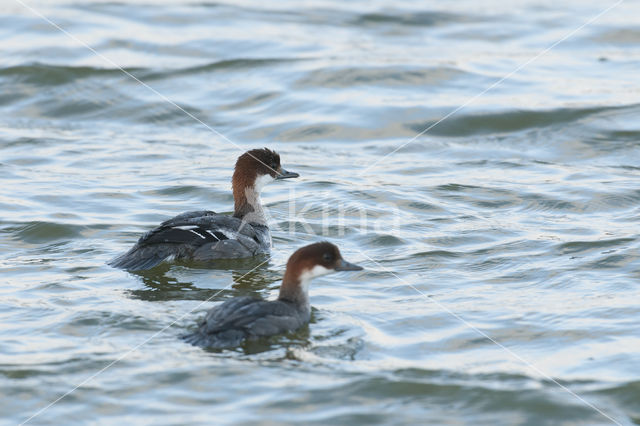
1,1,639,425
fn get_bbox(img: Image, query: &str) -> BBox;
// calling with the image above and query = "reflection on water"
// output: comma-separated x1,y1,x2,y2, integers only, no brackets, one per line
127,255,274,301
1,0,639,424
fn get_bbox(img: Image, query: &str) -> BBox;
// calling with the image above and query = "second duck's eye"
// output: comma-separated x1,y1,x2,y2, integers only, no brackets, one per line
323,253,333,262
270,162,277,170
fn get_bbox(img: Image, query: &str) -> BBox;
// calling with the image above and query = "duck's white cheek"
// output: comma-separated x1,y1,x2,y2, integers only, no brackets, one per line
255,174,275,192
307,265,332,278
299,265,332,293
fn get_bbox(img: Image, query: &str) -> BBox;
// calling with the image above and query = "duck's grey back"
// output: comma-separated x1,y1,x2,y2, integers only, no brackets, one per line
182,296,308,349
109,210,270,270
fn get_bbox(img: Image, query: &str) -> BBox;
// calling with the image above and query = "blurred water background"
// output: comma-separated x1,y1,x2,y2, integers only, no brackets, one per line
1,0,639,424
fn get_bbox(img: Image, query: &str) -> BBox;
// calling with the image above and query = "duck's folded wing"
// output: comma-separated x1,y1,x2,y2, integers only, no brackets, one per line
181,297,258,347
109,210,268,270
139,213,229,247
109,211,222,270
159,210,218,226
205,300,298,333
154,212,263,244
182,299,302,348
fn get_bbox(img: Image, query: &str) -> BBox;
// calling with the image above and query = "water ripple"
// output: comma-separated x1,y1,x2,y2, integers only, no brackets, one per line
1,0,639,424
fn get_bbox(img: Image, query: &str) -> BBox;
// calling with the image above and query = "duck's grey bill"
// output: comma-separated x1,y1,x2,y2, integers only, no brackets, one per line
276,168,300,179
335,259,363,271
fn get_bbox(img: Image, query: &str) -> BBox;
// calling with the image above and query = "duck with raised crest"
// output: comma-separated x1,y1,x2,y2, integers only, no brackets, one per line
182,242,362,349
109,148,299,271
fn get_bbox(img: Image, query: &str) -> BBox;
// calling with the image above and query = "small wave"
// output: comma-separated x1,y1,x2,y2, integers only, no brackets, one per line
0,63,139,85
556,237,635,256
142,57,301,81
295,65,472,89
407,106,617,137
592,27,640,44
362,234,407,247
8,221,86,244
519,196,580,214
353,10,475,27
410,250,462,259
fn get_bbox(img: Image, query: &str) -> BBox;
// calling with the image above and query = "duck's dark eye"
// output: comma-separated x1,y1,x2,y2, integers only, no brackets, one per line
323,253,333,262
270,162,277,170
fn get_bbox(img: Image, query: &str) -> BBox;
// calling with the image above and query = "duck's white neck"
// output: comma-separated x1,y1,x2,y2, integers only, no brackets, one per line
233,175,274,226
279,265,332,311
240,187,267,226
